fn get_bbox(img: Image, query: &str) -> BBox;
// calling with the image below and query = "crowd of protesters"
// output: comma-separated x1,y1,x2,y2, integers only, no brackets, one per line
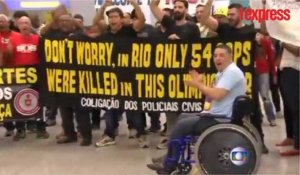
0,0,298,168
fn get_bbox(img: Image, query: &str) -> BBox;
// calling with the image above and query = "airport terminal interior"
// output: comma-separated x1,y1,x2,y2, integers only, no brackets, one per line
0,0,299,175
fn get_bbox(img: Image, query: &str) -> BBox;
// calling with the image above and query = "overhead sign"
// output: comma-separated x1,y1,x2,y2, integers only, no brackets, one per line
5,0,70,10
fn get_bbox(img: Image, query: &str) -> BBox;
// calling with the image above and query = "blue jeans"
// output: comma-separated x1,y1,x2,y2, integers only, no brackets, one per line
258,73,276,121
163,113,219,173
104,109,123,139
126,111,146,137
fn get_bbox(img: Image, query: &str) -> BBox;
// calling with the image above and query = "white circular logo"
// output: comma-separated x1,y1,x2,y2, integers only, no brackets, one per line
14,88,40,116
230,147,249,166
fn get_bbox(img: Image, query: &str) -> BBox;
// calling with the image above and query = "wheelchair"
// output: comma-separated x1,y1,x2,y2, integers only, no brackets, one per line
166,95,262,175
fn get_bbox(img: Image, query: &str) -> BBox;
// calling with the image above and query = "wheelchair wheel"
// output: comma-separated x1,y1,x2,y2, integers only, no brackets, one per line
195,124,261,175
242,120,263,155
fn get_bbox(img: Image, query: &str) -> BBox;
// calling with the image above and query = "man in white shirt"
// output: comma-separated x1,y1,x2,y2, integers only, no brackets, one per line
147,44,246,174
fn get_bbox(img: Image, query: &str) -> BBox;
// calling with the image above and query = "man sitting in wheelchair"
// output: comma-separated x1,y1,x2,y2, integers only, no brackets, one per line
147,44,247,174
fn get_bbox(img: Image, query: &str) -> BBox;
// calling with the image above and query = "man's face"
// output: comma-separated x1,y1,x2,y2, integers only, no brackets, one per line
0,16,9,31
213,48,231,71
108,12,123,32
18,17,31,34
58,15,74,32
227,8,240,27
173,1,186,20
195,6,204,22
74,18,84,28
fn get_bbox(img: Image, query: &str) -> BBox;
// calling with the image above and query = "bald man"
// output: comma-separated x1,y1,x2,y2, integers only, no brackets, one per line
8,16,49,140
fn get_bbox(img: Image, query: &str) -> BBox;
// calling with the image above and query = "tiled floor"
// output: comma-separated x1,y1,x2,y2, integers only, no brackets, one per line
0,114,299,175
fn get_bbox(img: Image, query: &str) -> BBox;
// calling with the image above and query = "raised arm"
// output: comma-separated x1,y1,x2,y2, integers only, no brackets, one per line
260,0,268,34
93,0,112,25
282,43,300,57
0,0,9,16
150,0,164,22
129,0,145,32
199,0,219,31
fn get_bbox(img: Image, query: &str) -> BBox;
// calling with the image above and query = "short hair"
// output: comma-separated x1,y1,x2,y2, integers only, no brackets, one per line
106,7,124,18
174,0,188,9
74,14,84,21
228,3,243,10
215,44,232,55
196,4,205,8
13,11,29,19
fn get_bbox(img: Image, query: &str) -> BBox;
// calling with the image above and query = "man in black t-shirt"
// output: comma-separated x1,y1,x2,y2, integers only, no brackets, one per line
150,0,201,150
150,0,200,41
199,1,256,39
42,14,93,146
94,0,150,149
200,1,268,154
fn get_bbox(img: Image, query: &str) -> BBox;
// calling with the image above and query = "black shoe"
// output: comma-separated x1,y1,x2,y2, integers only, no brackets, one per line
36,131,50,139
147,127,161,133
57,136,77,144
147,163,165,172
80,139,92,146
4,130,14,137
262,143,269,154
27,127,37,134
152,156,165,164
13,130,26,141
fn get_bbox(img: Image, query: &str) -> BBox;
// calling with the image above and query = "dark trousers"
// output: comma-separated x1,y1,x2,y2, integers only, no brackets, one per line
60,107,91,140
45,105,57,120
104,109,123,139
281,68,299,149
3,121,25,131
149,112,161,130
126,111,147,137
91,109,101,127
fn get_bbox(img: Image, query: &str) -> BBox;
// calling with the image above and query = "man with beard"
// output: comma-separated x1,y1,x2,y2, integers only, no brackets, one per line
150,0,200,41
47,14,92,146
199,2,255,39
200,1,269,153
150,0,200,150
